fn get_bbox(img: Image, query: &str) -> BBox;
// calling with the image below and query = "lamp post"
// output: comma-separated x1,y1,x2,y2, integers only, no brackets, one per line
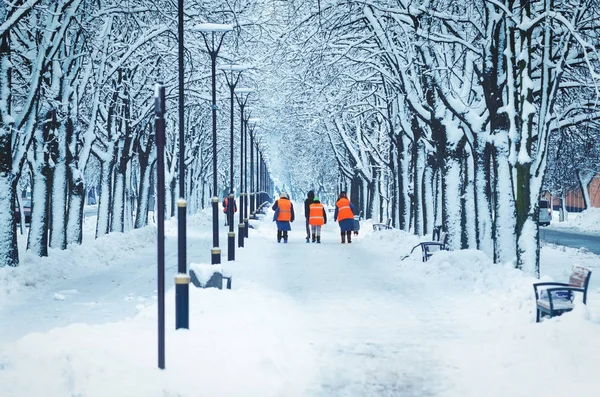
175,0,189,330
219,64,250,261
247,118,260,219
255,139,263,214
234,87,254,247
154,83,166,369
197,23,233,285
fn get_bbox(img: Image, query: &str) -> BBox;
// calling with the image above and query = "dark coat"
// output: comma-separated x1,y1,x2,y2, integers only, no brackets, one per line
304,190,315,219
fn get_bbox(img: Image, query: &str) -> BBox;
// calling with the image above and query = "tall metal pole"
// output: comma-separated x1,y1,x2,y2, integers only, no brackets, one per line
243,117,249,238
228,82,235,260
255,141,260,209
220,66,248,261
175,0,189,330
155,83,166,369
195,23,232,288
238,103,245,247
250,127,255,218
209,35,221,268
235,89,253,247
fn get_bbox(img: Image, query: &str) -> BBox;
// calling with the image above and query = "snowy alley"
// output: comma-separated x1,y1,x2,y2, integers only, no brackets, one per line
1,206,599,397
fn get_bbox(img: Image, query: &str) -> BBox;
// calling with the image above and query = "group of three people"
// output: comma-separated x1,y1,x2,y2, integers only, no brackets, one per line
272,190,356,244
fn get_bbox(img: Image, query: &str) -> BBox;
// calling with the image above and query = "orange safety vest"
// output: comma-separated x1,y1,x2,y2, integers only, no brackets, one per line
336,198,353,221
223,197,237,213
309,203,325,226
277,199,292,221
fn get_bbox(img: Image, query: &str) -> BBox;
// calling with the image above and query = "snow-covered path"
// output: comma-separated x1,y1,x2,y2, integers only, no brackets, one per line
237,219,449,396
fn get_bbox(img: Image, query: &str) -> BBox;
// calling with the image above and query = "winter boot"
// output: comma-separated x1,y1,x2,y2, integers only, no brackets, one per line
347,231,352,243
341,232,346,244
317,236,321,244
283,231,288,243
306,236,310,243
312,233,316,243
277,230,282,243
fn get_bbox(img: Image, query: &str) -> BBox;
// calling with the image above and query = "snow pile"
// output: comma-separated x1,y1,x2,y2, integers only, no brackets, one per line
551,207,600,233
0,226,157,300
0,284,317,397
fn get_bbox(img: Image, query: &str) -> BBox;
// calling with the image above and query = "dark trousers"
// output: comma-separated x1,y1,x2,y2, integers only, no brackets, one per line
277,230,289,242
305,219,310,238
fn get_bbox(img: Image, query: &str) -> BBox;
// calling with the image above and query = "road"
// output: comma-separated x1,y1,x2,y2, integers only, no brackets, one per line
539,227,600,254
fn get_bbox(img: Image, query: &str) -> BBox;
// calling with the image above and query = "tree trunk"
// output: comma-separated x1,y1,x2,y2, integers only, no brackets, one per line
27,160,50,257
135,157,154,229
396,134,410,231
492,145,516,264
460,142,477,249
66,166,84,245
49,122,68,250
125,165,134,231
474,142,494,257
0,24,18,267
422,153,435,236
96,159,114,237
576,170,594,210
0,173,18,267
443,152,462,250
111,169,125,232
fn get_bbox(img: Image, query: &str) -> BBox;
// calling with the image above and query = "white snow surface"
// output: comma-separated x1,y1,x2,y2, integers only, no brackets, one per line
1,205,599,396
549,207,600,233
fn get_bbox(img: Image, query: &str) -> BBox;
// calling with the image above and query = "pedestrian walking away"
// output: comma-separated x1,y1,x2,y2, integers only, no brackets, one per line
222,196,237,226
334,191,355,244
272,192,295,243
304,190,315,243
308,196,327,243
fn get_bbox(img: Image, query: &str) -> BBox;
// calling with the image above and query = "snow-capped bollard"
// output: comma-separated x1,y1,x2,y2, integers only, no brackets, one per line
189,263,227,289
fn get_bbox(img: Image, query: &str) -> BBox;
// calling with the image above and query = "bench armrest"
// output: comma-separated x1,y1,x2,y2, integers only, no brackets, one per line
546,286,587,304
533,282,568,299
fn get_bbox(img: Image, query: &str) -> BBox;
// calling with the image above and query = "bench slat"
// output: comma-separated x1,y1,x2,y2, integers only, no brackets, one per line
569,266,590,287
537,298,574,311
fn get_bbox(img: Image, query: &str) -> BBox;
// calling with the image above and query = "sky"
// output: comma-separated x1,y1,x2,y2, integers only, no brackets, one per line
0,204,599,396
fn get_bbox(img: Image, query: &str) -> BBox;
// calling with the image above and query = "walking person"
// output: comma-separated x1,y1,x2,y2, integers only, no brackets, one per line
308,196,327,243
222,196,237,226
334,191,355,244
272,192,295,243
304,190,315,243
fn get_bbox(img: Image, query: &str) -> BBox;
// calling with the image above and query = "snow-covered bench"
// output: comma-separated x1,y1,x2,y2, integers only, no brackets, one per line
189,264,232,290
400,229,448,262
372,218,392,231
419,230,447,262
533,266,591,322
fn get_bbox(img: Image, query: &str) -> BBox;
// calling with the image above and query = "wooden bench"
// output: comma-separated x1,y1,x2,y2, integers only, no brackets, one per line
373,218,392,231
533,266,591,322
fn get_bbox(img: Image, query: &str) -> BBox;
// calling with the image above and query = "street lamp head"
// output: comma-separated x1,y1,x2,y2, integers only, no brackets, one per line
218,64,252,72
195,23,234,32
235,87,255,94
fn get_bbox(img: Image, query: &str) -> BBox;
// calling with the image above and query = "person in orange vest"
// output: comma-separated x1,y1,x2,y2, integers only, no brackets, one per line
272,192,295,243
222,196,237,226
308,196,327,243
334,191,356,243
